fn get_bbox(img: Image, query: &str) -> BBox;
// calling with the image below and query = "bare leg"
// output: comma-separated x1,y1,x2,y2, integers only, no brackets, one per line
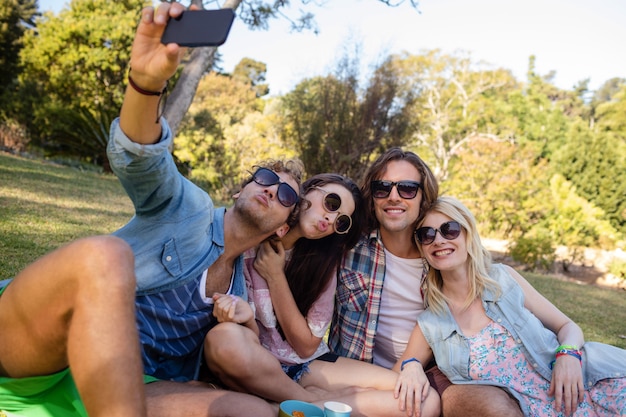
304,358,440,417
205,322,323,402
306,357,399,390
441,385,522,417
308,389,440,417
0,236,145,417
145,380,277,417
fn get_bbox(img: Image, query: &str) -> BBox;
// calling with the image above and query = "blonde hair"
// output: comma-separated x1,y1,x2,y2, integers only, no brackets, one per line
418,196,501,315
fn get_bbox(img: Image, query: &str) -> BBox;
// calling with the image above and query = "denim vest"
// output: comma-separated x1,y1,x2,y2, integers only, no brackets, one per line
418,263,626,414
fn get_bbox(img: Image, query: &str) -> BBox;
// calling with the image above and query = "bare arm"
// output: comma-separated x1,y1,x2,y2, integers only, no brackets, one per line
504,265,585,415
392,323,435,417
119,2,187,144
505,265,584,347
253,240,322,358
394,322,434,372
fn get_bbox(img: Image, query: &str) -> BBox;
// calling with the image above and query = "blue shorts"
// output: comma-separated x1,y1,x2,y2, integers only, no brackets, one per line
281,361,311,382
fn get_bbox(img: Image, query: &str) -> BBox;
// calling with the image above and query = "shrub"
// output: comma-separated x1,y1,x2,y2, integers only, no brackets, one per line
608,258,626,282
510,233,555,272
0,119,29,153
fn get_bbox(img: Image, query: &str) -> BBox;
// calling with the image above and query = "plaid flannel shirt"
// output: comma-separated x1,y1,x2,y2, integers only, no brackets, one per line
328,229,428,363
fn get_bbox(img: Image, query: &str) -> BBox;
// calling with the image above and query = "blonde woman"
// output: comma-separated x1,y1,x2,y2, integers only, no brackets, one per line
396,196,626,416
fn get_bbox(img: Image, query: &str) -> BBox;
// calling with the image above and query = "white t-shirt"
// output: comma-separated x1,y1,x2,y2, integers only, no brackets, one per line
372,248,425,369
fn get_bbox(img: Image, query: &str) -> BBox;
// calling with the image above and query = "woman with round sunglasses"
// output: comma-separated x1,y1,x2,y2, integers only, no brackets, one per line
397,196,626,417
206,174,441,417
243,173,362,370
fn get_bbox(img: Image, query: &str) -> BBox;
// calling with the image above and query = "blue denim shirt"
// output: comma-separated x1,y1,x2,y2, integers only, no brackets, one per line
107,118,246,381
107,118,245,298
418,263,626,414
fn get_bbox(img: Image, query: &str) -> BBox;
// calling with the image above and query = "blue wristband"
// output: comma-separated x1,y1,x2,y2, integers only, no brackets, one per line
401,357,421,371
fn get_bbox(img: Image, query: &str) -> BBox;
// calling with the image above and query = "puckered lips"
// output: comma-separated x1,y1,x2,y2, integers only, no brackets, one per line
317,219,330,233
255,192,270,207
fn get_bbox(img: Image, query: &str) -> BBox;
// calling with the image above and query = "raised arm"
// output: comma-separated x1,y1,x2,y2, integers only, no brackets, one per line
119,2,187,144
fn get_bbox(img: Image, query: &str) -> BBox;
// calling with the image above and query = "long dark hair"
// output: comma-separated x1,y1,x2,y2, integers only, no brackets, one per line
284,173,365,319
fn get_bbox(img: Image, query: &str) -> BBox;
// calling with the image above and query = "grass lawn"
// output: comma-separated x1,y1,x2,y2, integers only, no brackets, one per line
1,151,625,348
0,152,134,277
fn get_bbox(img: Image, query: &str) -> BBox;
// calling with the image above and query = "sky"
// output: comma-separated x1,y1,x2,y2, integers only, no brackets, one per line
38,0,626,96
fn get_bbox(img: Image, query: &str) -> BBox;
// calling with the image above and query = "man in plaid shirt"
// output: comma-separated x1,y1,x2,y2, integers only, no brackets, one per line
329,147,523,416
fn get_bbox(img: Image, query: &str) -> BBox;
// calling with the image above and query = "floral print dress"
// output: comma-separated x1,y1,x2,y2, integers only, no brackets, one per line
467,321,626,416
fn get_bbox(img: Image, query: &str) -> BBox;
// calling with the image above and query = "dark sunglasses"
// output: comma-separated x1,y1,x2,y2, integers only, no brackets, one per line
252,167,299,207
415,221,462,245
371,180,422,200
311,187,352,234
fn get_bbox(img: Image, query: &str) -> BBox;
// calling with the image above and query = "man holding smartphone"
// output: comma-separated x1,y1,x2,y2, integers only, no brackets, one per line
111,2,305,417
1,2,300,417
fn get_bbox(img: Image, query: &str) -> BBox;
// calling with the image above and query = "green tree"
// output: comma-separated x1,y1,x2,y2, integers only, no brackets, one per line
281,75,357,176
589,77,626,127
449,137,620,272
174,64,271,199
551,120,626,235
162,0,422,137
506,56,573,159
280,54,413,179
14,0,420,166
594,82,626,136
542,175,618,270
0,0,37,115
393,49,518,181
21,0,145,109
17,0,146,163
232,57,269,97
445,137,551,239
224,100,298,194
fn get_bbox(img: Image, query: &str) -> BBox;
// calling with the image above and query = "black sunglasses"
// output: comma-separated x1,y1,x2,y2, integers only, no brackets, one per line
252,167,299,207
371,180,422,200
311,187,352,234
415,221,462,245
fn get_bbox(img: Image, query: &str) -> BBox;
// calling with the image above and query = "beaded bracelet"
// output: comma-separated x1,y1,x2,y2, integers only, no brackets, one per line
127,68,169,123
550,346,582,369
401,357,421,371
555,344,578,352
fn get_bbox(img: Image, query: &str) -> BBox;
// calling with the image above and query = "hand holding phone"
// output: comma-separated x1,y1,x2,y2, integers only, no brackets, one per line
161,9,235,47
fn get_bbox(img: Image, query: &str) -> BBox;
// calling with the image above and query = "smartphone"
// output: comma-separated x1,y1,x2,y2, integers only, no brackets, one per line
161,9,235,47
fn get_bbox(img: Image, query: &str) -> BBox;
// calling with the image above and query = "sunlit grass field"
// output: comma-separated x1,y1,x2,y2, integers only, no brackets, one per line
1,151,624,348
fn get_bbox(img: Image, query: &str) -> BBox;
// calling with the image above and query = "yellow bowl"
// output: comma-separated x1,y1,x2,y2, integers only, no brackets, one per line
278,400,324,417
